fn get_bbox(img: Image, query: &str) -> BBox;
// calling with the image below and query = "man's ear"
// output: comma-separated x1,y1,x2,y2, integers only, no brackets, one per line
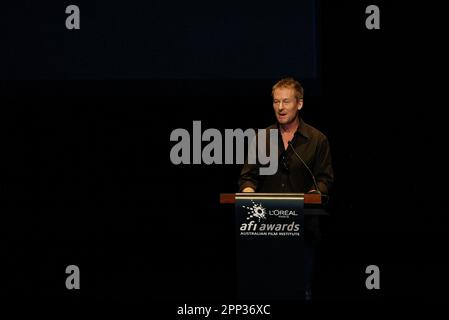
297,99,304,111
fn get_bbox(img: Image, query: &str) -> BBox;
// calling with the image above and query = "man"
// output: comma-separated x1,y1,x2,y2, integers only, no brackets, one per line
239,77,333,194
238,77,334,299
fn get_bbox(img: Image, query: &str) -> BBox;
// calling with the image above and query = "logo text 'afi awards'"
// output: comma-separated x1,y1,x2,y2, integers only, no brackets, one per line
240,200,300,237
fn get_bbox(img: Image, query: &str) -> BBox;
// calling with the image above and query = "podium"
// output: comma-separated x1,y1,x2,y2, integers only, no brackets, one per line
220,193,325,300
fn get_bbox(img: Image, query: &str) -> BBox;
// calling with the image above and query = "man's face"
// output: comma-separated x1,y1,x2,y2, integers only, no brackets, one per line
272,87,303,125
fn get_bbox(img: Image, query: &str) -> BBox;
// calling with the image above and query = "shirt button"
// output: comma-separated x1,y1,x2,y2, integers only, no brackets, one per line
281,183,285,188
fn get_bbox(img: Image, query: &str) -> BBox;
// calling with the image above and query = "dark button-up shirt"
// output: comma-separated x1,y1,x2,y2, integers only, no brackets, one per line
238,118,334,194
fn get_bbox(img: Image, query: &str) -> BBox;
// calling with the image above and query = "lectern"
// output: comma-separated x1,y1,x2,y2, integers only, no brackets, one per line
220,193,324,300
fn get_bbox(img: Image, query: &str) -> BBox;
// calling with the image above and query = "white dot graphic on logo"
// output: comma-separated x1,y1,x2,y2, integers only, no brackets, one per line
243,200,267,221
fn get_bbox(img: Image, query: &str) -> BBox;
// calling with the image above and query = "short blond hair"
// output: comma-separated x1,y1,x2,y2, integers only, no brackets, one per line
272,77,304,101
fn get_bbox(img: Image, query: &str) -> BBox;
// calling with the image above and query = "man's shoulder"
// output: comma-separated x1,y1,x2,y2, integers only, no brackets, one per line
262,121,329,141
302,121,329,142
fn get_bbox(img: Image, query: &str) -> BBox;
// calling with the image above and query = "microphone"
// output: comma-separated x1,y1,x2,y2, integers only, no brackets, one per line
287,141,321,194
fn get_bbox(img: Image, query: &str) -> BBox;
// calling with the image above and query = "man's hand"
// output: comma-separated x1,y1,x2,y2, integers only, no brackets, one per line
242,187,255,193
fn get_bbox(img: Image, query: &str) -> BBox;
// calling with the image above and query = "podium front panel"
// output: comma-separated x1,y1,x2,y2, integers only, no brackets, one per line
235,194,305,300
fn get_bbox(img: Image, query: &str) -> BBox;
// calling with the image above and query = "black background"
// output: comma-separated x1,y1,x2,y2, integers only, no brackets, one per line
2,0,318,80
1,0,447,307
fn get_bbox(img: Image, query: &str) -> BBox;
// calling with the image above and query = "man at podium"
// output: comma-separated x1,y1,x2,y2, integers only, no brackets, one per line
238,77,334,299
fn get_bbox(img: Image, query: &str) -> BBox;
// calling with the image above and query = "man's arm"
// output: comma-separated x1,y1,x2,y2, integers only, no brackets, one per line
238,162,260,192
312,137,334,195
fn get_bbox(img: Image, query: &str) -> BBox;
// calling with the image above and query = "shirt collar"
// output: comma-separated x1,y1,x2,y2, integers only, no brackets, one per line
277,117,310,140
296,117,310,139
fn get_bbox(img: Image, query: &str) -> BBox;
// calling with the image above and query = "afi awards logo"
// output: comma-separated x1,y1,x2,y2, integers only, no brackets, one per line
240,200,301,237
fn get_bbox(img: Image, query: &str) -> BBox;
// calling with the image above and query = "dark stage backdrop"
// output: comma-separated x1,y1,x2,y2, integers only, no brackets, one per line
2,0,317,80
1,0,447,306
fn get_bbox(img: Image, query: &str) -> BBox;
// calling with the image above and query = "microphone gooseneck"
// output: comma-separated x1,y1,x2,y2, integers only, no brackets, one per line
287,141,320,194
